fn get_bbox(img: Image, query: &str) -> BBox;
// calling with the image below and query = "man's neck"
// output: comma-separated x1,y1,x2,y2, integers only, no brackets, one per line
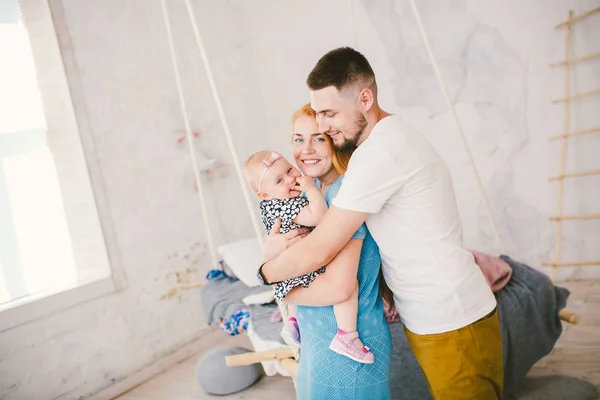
358,106,391,146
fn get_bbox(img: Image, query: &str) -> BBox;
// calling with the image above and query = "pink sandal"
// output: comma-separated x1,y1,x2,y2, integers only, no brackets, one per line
329,331,374,364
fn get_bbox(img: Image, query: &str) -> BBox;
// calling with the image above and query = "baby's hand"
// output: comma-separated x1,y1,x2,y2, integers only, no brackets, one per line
295,176,317,193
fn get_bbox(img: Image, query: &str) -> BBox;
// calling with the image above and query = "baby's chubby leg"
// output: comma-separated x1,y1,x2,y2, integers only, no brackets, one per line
333,280,359,334
330,280,375,364
287,304,296,319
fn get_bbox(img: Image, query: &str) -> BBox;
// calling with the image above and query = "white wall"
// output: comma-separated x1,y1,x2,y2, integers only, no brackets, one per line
240,0,600,279
233,0,600,279
0,1,237,399
0,0,598,399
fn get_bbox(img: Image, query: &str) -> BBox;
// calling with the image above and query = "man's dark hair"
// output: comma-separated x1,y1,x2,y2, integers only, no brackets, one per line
306,47,376,93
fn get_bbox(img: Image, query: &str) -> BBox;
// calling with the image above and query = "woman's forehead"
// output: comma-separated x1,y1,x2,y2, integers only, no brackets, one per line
294,115,317,127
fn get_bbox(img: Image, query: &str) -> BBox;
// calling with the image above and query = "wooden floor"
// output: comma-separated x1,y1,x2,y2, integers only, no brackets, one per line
529,279,600,386
113,332,295,400
115,280,599,399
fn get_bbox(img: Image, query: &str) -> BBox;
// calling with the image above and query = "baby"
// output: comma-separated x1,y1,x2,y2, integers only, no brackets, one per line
244,150,374,364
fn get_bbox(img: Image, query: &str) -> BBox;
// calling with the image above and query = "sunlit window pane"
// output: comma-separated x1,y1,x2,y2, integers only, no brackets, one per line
3,148,78,299
0,0,81,305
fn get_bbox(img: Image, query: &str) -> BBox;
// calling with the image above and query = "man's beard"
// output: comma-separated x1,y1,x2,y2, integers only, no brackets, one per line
332,112,367,153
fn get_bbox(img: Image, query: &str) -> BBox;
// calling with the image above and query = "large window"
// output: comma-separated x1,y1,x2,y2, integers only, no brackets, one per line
0,0,114,328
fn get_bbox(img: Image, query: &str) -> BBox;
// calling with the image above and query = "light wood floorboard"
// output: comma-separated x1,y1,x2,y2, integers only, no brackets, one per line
115,280,600,399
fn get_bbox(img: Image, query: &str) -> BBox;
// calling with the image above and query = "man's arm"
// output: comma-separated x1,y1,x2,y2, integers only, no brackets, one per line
282,238,362,306
260,206,368,283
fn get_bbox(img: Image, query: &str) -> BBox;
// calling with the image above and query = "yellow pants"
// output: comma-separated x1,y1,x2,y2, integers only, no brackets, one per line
404,309,504,400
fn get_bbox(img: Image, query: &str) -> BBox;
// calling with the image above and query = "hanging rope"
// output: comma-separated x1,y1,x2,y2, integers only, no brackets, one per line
182,0,266,248
406,0,504,254
160,0,219,267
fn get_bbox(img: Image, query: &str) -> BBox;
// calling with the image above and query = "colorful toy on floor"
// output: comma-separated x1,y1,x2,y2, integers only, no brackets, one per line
219,308,251,336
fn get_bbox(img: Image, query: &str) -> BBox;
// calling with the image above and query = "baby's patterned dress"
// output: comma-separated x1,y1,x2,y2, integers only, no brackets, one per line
259,196,326,301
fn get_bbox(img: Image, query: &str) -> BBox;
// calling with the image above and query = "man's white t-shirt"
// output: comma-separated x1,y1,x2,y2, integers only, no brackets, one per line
332,114,496,335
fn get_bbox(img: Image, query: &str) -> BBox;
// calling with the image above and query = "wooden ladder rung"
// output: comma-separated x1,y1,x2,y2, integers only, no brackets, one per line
549,169,600,181
555,6,600,29
550,214,600,221
548,9,597,285
559,309,581,324
549,126,600,140
550,51,600,67
542,260,600,267
553,88,600,103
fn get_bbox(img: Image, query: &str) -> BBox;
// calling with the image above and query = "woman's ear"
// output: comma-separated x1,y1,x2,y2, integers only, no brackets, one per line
256,191,271,200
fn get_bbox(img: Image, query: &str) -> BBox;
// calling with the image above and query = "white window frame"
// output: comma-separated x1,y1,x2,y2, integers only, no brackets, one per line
0,0,126,331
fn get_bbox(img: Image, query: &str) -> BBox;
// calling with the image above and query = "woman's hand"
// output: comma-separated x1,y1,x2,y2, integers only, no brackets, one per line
263,218,311,263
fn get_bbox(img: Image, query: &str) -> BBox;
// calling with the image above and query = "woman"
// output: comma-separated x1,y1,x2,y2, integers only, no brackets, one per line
263,104,392,399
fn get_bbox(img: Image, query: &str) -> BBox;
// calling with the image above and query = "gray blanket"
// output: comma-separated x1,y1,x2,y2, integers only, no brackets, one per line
200,256,589,399
249,303,284,343
199,273,285,343
200,274,268,326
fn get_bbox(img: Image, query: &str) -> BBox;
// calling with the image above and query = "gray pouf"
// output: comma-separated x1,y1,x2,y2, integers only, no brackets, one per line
196,346,263,395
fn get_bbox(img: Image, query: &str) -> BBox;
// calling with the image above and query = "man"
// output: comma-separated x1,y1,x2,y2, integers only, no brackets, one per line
257,47,503,399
